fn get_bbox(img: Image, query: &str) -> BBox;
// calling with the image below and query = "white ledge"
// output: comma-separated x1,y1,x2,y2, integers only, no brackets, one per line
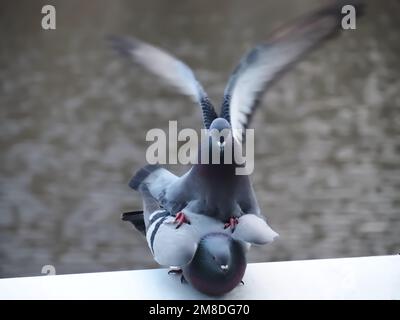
0,255,399,300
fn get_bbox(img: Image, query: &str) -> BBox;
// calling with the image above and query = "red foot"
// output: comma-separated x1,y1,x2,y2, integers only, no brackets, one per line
224,217,239,232
174,211,191,229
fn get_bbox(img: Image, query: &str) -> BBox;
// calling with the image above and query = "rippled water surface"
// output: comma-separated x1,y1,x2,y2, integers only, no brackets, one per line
1,0,399,277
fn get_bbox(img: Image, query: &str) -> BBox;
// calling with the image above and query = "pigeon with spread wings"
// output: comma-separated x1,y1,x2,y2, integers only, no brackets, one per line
111,1,364,229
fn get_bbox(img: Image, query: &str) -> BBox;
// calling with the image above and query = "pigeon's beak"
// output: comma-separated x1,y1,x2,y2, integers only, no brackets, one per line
217,141,226,148
220,264,229,271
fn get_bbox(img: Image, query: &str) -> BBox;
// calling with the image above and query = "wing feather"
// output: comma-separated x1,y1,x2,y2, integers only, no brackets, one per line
222,1,365,142
109,36,217,128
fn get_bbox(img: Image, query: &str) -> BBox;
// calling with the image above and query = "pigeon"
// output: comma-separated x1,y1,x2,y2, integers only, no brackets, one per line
112,0,364,229
122,186,278,295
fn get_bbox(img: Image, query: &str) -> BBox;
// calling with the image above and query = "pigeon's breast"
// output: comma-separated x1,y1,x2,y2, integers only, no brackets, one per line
188,196,241,221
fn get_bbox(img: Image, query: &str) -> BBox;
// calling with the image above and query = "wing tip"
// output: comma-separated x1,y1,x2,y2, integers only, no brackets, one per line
107,35,140,57
269,0,365,42
121,210,143,221
121,210,146,235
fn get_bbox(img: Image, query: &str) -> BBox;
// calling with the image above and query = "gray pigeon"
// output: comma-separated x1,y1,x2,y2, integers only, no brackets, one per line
112,1,364,229
122,186,278,295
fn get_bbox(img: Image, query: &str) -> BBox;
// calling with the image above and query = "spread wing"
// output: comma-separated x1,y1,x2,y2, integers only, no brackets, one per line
221,1,364,142
109,36,218,128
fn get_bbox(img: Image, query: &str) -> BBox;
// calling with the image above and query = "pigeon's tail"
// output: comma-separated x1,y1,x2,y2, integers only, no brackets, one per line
121,210,146,235
129,164,162,190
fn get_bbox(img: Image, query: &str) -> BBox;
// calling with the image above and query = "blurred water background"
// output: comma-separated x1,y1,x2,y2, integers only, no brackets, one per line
0,0,399,278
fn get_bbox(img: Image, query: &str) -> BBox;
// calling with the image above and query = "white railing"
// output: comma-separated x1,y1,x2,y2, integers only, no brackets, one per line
0,255,399,299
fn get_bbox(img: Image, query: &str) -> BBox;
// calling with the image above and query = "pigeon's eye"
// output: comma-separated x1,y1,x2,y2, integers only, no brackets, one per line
220,136,224,144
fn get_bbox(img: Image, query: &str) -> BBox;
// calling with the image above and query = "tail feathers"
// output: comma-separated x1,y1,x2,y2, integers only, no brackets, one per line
128,164,161,190
121,210,146,235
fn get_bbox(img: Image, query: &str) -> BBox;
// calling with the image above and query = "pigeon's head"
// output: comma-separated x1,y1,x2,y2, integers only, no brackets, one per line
209,117,231,132
200,232,233,270
183,233,247,296
207,118,233,162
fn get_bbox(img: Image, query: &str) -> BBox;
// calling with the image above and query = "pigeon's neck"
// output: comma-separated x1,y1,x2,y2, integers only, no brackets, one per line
194,146,246,179
192,162,237,178
193,133,247,178
196,141,241,166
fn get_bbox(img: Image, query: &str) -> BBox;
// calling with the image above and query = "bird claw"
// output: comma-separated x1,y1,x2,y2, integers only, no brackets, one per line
174,211,191,229
224,217,239,232
180,275,188,284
